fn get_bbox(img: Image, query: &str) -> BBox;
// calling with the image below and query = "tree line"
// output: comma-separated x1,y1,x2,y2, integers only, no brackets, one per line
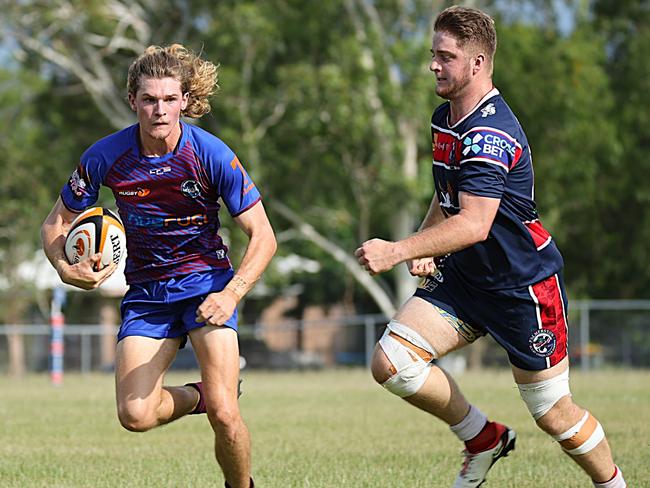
0,0,648,324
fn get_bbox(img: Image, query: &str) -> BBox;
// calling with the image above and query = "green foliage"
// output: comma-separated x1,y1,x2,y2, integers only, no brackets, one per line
2,0,649,311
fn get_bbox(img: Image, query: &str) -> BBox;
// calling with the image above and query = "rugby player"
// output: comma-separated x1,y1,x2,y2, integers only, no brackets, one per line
355,7,625,487
42,44,275,488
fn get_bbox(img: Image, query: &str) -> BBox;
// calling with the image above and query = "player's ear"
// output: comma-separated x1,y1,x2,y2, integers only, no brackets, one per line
127,93,137,112
473,53,485,75
181,92,189,110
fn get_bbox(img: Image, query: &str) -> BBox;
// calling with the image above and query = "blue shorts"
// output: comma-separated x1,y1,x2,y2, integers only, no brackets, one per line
413,266,568,371
119,269,238,346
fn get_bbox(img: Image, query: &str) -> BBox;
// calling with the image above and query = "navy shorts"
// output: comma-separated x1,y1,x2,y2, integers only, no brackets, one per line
413,266,568,370
119,268,238,346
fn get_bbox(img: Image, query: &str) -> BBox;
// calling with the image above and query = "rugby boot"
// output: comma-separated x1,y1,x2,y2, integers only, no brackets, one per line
452,425,516,487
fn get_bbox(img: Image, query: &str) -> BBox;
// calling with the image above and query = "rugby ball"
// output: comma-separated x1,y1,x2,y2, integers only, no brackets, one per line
64,207,126,270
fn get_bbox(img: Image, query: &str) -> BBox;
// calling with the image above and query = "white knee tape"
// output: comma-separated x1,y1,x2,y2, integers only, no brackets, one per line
517,368,571,420
379,321,436,398
553,411,605,456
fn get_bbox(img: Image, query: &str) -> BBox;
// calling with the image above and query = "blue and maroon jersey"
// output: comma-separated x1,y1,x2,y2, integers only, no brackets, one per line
431,88,563,289
61,121,261,284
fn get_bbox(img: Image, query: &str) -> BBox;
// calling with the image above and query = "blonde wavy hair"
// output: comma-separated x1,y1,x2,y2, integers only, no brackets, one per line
127,44,218,118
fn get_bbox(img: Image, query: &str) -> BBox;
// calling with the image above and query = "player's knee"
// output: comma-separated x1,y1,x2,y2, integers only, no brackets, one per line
206,403,242,437
370,347,393,384
533,395,580,435
374,320,436,398
117,401,157,432
517,368,571,423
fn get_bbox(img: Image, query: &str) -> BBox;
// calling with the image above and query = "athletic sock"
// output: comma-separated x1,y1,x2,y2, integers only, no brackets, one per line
449,405,488,442
464,420,507,454
225,478,254,488
593,466,626,488
184,382,205,414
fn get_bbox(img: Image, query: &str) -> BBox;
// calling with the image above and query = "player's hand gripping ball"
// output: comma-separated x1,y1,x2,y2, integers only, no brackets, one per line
64,207,126,271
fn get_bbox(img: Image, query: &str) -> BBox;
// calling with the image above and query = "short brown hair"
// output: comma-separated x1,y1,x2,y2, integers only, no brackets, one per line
127,44,219,118
434,6,497,65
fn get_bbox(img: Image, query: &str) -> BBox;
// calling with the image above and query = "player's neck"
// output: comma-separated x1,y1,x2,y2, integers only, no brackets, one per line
448,80,494,126
138,123,182,157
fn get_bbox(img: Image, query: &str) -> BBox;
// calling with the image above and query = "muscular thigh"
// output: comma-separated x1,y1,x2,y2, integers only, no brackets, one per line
189,325,241,405
115,336,181,406
392,296,471,358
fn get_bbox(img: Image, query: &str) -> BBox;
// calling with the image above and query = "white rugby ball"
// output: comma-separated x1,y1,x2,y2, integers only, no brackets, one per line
64,207,126,270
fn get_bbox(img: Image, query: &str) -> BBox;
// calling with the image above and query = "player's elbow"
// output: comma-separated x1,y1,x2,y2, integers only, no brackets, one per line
461,219,491,246
472,223,491,243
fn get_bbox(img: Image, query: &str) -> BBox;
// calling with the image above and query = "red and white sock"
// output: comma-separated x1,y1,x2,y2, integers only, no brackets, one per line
593,466,626,488
464,420,507,454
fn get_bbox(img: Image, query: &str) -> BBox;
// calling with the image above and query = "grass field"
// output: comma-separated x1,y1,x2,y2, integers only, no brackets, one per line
0,368,648,487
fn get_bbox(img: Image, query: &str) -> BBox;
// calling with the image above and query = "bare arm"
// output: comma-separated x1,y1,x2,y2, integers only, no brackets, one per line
356,191,500,275
41,197,116,290
418,193,447,231
196,201,277,326
405,193,447,276
226,201,278,298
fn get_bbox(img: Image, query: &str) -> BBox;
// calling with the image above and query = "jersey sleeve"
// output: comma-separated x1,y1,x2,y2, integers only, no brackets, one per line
457,126,523,199
60,148,108,212
210,152,261,217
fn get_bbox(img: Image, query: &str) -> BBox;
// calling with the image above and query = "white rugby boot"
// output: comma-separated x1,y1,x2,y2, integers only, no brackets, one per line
452,427,516,487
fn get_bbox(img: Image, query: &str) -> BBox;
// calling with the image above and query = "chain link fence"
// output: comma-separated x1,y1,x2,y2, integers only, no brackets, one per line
1,300,649,374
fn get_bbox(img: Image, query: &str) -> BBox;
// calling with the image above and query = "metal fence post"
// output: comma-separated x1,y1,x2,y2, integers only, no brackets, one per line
364,317,375,367
81,332,91,374
579,301,590,371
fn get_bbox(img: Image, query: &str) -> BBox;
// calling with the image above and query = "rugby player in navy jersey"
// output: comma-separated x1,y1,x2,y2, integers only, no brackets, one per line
356,7,625,488
41,44,275,488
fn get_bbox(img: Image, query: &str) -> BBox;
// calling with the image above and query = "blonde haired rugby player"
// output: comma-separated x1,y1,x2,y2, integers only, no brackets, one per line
42,44,276,488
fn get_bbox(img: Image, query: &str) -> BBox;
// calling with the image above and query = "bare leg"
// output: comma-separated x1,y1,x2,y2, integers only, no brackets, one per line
512,359,618,483
372,344,470,425
371,297,473,425
115,336,200,432
190,325,251,488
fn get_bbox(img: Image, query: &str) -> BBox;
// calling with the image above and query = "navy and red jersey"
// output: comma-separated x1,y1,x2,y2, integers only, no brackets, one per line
431,88,563,289
60,121,261,285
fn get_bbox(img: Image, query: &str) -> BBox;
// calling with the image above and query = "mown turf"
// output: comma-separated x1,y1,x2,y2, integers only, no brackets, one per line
0,368,648,487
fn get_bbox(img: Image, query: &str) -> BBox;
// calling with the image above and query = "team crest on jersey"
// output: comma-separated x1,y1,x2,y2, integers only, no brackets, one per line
481,103,496,118
68,166,88,199
181,179,201,199
529,329,557,357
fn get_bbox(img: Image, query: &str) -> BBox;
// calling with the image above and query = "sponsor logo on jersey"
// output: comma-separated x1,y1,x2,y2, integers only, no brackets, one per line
118,187,150,197
462,131,516,159
68,166,88,198
480,103,496,118
462,133,484,156
529,329,557,357
215,249,226,259
181,179,201,199
127,212,208,228
149,166,172,176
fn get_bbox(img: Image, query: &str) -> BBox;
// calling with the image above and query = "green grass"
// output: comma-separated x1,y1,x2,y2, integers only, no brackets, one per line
0,369,648,487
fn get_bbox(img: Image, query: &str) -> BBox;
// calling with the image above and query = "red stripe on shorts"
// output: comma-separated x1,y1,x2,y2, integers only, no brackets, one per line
531,274,568,367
